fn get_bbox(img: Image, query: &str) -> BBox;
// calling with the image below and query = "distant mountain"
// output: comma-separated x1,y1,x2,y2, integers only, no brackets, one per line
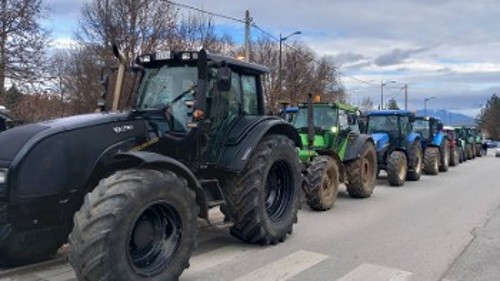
415,109,476,126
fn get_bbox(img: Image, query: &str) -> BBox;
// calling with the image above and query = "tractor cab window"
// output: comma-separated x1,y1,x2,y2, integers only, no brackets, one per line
241,75,259,115
338,110,349,130
400,116,410,136
413,119,430,139
293,106,338,130
367,115,398,135
136,65,197,133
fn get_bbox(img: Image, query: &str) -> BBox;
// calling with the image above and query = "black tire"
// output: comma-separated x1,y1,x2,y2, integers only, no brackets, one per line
386,151,407,187
304,156,339,210
0,224,69,266
466,144,473,160
439,142,449,172
449,147,458,166
424,147,440,175
458,147,464,163
345,142,377,198
476,144,482,157
406,141,423,181
224,134,300,245
69,169,198,281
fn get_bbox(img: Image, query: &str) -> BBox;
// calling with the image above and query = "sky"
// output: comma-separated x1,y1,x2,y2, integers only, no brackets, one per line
43,0,500,117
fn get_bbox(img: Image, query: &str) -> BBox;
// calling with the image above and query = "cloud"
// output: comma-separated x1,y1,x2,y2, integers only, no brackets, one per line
374,48,428,67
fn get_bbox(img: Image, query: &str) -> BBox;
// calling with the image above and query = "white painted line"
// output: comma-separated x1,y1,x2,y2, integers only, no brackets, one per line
185,245,253,275
234,250,328,281
337,263,412,281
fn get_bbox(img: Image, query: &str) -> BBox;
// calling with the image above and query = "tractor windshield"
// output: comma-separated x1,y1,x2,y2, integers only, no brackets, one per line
366,115,399,135
413,119,430,139
136,65,197,109
292,106,338,130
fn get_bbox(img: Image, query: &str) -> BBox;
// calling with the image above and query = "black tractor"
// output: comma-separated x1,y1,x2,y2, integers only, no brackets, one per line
0,48,302,280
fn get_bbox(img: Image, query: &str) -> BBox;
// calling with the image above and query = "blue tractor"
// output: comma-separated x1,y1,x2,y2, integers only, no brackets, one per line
413,116,449,175
365,110,423,186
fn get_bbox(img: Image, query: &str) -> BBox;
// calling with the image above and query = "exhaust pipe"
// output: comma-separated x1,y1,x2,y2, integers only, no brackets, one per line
112,44,126,111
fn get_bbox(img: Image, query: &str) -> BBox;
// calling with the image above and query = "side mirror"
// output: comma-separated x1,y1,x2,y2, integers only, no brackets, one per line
216,65,232,92
437,123,443,131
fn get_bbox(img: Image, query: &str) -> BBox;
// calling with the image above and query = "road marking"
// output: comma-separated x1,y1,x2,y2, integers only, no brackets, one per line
337,263,412,281
234,250,328,281
185,245,254,275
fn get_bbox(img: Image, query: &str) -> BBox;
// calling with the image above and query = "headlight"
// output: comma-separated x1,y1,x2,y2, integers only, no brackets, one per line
0,168,8,184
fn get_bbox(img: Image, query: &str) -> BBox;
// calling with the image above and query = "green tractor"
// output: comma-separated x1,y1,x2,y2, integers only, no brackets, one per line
463,127,477,159
285,96,377,211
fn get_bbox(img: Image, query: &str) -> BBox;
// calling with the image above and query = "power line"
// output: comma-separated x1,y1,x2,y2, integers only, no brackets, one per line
165,1,377,87
164,0,245,24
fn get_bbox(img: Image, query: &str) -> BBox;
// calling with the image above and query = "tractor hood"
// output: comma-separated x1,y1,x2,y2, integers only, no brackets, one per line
371,132,390,151
0,112,133,163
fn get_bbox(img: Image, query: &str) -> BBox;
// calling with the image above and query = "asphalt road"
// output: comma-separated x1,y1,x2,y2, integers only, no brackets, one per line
1,152,499,281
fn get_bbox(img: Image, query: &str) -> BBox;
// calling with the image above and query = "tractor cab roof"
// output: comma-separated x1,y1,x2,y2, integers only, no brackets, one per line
298,102,358,112
366,109,414,117
136,50,269,75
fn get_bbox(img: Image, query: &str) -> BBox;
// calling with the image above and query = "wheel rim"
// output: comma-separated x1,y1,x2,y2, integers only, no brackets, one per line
321,163,337,202
415,149,422,173
398,158,406,180
128,202,182,276
265,160,293,221
362,151,375,185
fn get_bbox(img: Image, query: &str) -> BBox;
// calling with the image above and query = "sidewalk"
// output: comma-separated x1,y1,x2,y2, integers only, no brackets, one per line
443,203,500,281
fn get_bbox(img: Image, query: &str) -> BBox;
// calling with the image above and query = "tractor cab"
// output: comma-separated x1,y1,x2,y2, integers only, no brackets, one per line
413,116,444,148
365,110,415,150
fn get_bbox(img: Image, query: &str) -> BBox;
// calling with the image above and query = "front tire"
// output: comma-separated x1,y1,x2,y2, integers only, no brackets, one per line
424,147,440,175
69,169,198,281
345,142,377,198
387,151,407,187
406,141,423,181
439,142,449,172
225,134,301,245
304,156,339,210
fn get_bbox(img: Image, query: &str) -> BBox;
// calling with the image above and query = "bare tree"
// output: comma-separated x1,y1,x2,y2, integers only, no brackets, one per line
0,0,50,95
78,0,179,63
358,96,375,113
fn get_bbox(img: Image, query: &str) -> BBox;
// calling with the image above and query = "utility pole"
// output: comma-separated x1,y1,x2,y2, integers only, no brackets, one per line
244,10,251,62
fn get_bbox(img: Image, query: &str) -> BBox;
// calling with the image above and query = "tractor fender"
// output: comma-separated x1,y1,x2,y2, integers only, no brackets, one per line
344,134,374,162
218,118,301,172
407,132,420,144
371,132,390,152
115,151,209,219
432,131,445,146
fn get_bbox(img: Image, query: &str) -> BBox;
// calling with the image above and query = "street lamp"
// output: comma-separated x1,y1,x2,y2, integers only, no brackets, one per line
279,31,302,99
380,80,396,109
424,96,435,115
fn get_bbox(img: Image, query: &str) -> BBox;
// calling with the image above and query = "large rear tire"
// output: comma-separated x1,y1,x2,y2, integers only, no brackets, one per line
225,134,301,245
406,141,423,181
345,142,377,198
387,151,407,187
304,156,339,210
424,147,440,175
476,144,482,157
69,169,198,281
449,147,458,166
439,142,449,172
0,224,69,266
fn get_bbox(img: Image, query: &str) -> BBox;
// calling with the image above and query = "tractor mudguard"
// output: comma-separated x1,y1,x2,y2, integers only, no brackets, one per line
371,132,390,152
344,134,374,161
116,151,209,219
407,132,420,144
432,131,445,146
217,117,301,173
